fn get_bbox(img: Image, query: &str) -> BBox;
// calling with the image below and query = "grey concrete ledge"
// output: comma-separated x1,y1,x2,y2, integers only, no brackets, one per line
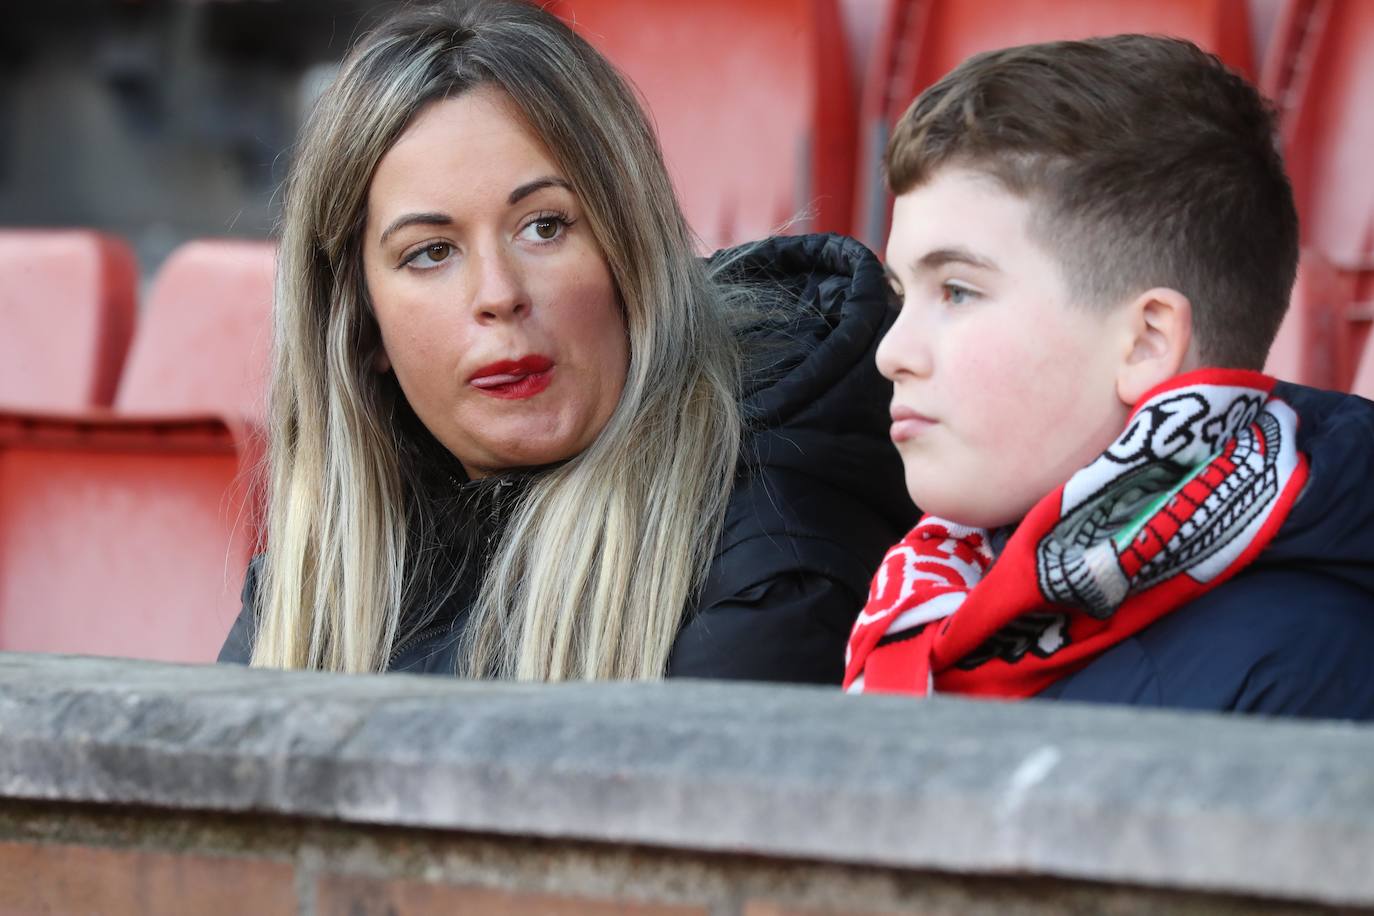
0,653,1371,907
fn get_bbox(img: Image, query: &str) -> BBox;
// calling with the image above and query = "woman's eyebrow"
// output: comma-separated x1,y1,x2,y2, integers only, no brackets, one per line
508,176,571,205
377,177,572,245
379,212,452,246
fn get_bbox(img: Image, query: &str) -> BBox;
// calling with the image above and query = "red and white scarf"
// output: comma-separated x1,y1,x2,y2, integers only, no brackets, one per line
844,369,1309,698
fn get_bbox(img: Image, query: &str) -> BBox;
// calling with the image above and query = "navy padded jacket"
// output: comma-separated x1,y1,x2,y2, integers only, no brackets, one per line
1038,382,1374,719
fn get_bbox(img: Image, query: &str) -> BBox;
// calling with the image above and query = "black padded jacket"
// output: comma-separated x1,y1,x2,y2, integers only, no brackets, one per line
219,233,917,683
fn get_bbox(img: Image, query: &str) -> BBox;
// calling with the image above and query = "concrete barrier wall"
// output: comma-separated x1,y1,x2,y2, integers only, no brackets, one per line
0,653,1370,914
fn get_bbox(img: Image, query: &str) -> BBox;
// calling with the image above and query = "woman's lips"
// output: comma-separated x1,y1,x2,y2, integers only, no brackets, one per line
469,355,555,400
890,404,937,443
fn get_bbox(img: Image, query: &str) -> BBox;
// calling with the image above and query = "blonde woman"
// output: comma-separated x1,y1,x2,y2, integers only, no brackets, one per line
218,0,914,682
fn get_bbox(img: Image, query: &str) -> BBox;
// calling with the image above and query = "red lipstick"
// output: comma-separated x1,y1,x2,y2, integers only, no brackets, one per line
890,404,937,443
469,355,555,400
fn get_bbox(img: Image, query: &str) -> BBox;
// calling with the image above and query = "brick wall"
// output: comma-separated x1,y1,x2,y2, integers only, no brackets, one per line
0,801,1341,916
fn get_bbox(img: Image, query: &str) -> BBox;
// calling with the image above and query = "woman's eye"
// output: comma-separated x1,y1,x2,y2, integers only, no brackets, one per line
942,282,978,306
405,242,453,269
519,215,569,243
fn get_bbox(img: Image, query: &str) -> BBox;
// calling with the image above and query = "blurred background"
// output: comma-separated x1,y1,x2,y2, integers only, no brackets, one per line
0,0,1288,274
3,0,1371,663
1,0,385,277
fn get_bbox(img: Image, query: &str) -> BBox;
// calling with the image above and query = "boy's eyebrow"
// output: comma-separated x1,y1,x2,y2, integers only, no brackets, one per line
914,247,1000,273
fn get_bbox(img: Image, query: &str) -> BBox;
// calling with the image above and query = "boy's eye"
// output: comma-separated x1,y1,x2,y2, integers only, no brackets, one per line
942,282,979,305
404,242,453,270
882,266,904,300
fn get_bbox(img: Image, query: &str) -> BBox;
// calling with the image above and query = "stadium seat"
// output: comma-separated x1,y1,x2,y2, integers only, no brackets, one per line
853,0,1256,250
839,0,886,111
1261,0,1374,391
116,239,275,424
1350,327,1374,402
0,230,137,412
0,240,275,663
549,0,856,248
1265,249,1348,388
1249,0,1286,68
0,415,261,661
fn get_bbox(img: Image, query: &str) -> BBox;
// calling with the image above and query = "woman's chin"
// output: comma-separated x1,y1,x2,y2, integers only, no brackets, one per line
440,403,613,477
458,435,585,477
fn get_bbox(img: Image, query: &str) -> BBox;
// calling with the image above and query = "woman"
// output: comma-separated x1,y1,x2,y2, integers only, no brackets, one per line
219,0,913,681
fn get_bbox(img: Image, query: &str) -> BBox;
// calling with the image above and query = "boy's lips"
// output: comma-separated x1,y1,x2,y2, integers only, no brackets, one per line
469,355,555,399
890,404,937,443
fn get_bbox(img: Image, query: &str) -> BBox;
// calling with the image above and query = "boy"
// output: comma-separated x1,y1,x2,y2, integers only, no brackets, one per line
845,35,1374,716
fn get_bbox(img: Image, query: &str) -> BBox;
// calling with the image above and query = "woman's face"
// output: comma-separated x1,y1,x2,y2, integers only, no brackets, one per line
362,87,628,478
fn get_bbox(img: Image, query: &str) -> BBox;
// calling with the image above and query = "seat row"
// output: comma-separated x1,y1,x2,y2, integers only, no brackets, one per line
6,0,1369,410
0,235,274,661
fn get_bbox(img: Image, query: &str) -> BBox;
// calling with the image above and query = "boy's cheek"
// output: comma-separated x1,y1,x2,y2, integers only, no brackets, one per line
898,375,1087,526
894,436,990,523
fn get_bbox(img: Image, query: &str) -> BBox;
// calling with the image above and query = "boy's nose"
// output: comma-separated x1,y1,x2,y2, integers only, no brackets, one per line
875,307,933,380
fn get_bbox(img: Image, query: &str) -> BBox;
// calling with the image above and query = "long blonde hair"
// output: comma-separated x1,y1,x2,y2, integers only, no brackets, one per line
250,0,744,678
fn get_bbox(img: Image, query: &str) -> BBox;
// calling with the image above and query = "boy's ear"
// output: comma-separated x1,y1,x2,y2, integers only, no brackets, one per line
1115,287,1195,407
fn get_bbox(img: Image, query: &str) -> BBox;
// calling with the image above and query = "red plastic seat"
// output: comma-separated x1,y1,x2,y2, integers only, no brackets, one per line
0,240,275,663
1264,248,1350,387
0,416,261,661
0,230,137,412
853,0,1255,250
116,239,275,425
839,0,887,111
549,0,855,248
1262,0,1374,391
1350,329,1374,402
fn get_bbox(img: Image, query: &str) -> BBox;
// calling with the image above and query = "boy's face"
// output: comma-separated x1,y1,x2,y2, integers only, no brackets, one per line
879,167,1131,529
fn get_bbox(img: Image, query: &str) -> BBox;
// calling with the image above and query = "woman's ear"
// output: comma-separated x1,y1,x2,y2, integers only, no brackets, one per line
1115,287,1195,407
368,315,392,372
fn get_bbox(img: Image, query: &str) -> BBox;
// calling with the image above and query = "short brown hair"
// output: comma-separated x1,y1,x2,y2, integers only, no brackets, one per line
885,35,1298,369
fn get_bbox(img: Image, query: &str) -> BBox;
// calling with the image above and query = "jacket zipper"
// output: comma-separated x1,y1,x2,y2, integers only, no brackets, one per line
387,621,455,666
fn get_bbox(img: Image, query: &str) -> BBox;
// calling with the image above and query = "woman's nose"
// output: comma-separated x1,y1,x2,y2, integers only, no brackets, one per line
875,303,933,380
470,246,530,323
